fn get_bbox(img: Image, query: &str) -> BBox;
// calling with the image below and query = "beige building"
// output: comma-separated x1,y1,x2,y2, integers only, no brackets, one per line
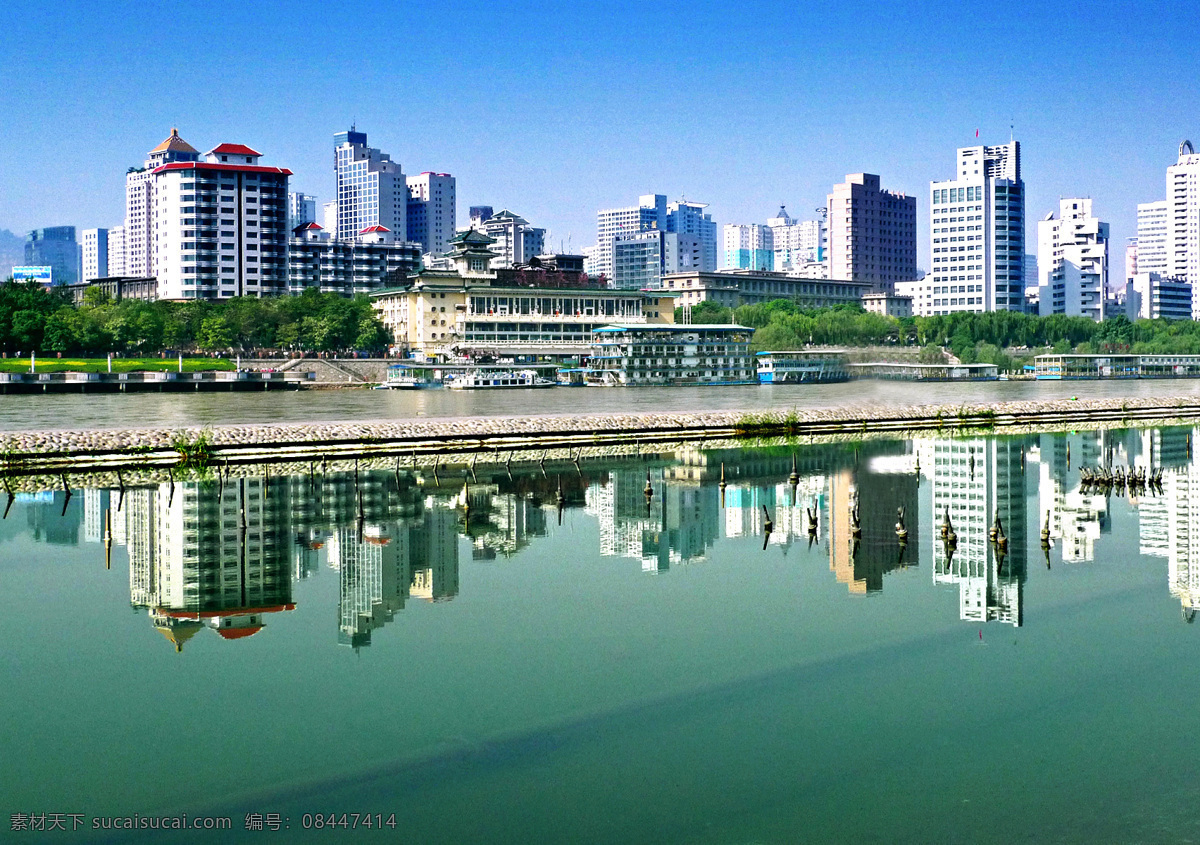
827,173,917,293
862,292,913,319
661,269,870,310
371,228,674,358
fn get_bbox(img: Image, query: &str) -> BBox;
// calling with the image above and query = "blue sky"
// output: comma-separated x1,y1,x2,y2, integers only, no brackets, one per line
2,0,1198,271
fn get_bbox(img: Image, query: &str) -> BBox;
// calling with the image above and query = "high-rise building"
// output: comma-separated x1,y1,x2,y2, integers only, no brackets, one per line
473,209,545,268
152,141,291,299
1166,141,1200,297
287,192,317,231
1126,272,1193,321
406,172,456,256
767,206,825,274
469,206,493,225
25,227,79,285
125,129,201,279
107,225,126,277
1136,200,1169,277
333,129,407,243
1037,198,1108,321
666,200,717,272
589,194,717,283
612,230,702,289
722,224,773,271
827,174,916,292
322,200,337,234
1125,238,1139,284
80,228,108,281
925,141,1026,314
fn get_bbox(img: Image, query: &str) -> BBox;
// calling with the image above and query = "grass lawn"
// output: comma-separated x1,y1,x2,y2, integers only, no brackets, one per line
0,357,235,374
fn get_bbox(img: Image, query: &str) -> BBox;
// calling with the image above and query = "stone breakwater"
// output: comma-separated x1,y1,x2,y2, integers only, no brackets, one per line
2,395,1199,475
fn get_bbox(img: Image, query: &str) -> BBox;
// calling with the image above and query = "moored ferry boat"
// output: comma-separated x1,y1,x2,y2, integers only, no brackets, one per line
446,369,555,390
375,365,438,389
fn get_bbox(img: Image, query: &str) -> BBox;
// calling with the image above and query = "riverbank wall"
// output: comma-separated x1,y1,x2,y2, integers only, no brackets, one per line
3,395,1200,476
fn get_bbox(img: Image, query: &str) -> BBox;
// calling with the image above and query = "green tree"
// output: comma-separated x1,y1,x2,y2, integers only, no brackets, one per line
198,315,234,352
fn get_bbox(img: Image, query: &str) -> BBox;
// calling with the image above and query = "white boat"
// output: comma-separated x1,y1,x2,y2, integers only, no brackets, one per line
375,365,438,389
446,369,554,390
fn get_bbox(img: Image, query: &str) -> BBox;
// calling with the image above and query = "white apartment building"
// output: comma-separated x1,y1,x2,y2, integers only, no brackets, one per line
1136,200,1169,276
287,192,317,230
722,223,773,271
923,141,1026,316
1167,141,1200,294
80,228,108,281
473,209,545,268
767,206,825,274
827,173,916,293
153,141,291,299
107,225,126,277
322,200,337,233
120,129,291,299
333,129,407,243
1037,198,1108,321
589,194,717,282
406,172,456,255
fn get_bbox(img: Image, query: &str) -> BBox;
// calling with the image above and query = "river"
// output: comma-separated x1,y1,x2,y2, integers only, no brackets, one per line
2,377,1199,431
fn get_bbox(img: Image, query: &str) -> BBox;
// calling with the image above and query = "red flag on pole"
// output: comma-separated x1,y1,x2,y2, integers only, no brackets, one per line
975,129,979,138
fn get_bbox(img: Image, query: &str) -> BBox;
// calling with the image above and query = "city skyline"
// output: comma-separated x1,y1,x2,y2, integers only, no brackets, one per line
3,1,1197,276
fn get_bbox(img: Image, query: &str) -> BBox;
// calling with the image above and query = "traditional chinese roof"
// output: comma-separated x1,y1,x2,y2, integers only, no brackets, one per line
150,128,199,155
208,143,262,157
448,227,497,247
152,162,293,176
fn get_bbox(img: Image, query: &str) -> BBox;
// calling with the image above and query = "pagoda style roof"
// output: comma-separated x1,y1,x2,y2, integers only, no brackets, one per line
150,128,198,155
489,209,528,224
449,227,497,247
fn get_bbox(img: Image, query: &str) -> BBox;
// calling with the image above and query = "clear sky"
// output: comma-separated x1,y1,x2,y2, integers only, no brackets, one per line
2,0,1199,273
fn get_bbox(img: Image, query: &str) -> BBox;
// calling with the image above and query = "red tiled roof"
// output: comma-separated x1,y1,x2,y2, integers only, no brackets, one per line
152,162,293,176
360,225,390,233
209,143,262,157
299,222,323,230
156,604,296,619
216,626,263,640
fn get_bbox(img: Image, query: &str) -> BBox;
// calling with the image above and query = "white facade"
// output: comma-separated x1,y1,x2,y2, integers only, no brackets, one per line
474,209,545,269
107,225,126,277
406,172,456,255
589,194,717,283
322,200,337,234
721,223,774,271
81,228,108,281
767,207,825,274
287,192,317,231
1166,141,1200,298
1037,198,1108,321
666,200,717,272
333,129,407,243
1136,200,1169,276
925,141,1026,316
153,143,291,299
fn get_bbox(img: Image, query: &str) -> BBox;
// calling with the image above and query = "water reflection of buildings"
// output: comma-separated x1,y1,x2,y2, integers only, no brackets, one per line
1036,432,1109,563
919,437,1027,626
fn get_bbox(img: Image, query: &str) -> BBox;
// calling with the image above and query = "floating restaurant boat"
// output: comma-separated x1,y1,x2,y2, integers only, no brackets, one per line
446,369,555,390
756,350,850,384
556,367,588,387
375,365,438,389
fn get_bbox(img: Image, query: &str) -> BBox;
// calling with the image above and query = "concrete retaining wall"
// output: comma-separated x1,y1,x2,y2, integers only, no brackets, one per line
2,395,1200,475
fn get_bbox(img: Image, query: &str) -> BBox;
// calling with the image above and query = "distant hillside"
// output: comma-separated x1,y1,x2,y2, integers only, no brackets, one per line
0,229,24,279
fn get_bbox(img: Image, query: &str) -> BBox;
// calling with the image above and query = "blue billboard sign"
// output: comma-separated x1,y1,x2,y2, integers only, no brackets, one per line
12,266,53,285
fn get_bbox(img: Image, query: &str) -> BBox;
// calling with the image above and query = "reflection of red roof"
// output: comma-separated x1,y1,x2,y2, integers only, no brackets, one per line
365,536,391,546
216,626,263,640
156,603,296,619
152,162,293,176
360,225,390,233
209,143,262,157
309,542,324,550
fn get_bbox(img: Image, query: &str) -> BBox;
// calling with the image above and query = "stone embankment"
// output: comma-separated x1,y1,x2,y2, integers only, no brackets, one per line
2,396,1199,475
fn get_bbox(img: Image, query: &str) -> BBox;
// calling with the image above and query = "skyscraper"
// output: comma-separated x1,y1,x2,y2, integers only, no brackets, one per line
333,129,407,243
1037,198,1108,320
589,194,717,282
25,226,79,285
666,200,717,272
1136,200,1169,276
826,173,916,292
925,141,1026,314
767,206,826,275
406,172,456,256
288,192,317,231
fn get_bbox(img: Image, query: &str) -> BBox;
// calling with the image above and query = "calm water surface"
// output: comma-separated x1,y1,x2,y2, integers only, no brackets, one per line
3,429,1200,843
2,377,1200,430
